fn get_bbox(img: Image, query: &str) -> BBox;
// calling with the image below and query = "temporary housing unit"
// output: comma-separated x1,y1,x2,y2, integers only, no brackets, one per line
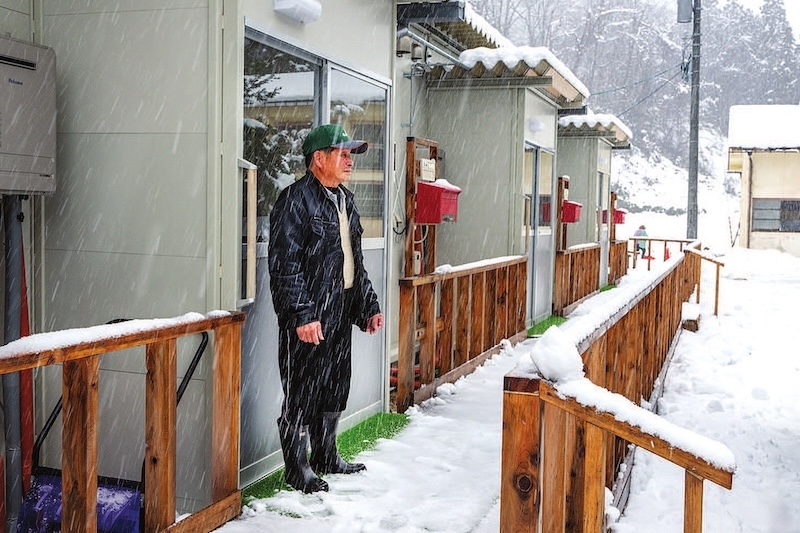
557,112,631,285
727,105,800,256
0,0,393,514
393,18,588,323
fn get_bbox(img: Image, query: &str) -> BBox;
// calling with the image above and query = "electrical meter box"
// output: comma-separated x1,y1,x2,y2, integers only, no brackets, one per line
416,179,461,224
0,36,57,195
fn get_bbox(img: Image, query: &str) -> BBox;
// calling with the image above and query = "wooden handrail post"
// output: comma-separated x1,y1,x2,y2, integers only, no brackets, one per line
684,471,704,533
145,338,178,532
714,263,721,316
500,378,541,532
695,254,702,304
61,355,99,533
397,284,416,413
212,322,242,502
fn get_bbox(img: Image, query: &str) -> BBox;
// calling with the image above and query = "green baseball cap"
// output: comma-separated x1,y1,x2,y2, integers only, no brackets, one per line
302,124,368,156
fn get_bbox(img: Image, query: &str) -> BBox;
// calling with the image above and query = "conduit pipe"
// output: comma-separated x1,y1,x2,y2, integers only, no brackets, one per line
3,194,23,532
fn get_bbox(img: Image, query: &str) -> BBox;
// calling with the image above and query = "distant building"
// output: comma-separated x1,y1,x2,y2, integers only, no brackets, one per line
727,105,800,257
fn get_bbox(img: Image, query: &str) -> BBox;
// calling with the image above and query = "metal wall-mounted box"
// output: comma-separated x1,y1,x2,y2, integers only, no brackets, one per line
416,179,461,224
0,36,57,195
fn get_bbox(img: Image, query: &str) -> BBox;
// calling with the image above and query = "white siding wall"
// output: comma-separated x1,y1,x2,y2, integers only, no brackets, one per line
427,87,519,265
747,151,800,255
557,136,595,247
39,0,213,511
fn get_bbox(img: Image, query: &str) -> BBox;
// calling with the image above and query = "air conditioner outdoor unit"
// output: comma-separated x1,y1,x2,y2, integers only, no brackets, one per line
0,35,57,195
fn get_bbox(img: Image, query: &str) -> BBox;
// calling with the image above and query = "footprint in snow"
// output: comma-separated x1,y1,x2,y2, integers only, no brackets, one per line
751,387,770,401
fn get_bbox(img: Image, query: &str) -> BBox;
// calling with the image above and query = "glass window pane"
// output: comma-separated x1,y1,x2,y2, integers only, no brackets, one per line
330,69,387,239
243,38,318,223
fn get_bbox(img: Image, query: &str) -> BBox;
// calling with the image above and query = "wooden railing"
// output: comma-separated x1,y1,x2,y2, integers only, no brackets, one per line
397,256,528,413
553,244,601,316
500,242,719,531
608,240,628,285
0,311,245,533
686,248,725,316
501,377,734,532
630,237,694,270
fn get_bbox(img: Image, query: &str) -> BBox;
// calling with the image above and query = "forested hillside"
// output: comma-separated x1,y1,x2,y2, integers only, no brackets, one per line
469,0,799,212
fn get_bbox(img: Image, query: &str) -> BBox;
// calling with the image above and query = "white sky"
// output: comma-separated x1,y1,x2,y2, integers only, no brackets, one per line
215,244,800,532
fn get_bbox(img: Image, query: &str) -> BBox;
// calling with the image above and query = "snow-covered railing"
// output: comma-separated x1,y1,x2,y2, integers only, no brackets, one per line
501,373,734,533
0,311,245,533
500,243,720,531
685,248,725,316
396,256,527,413
630,236,695,270
553,243,601,315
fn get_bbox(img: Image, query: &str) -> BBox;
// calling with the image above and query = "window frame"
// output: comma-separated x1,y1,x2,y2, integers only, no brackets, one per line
243,25,391,245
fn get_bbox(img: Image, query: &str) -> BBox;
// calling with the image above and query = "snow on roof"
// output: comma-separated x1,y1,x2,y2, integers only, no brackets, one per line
728,105,800,149
558,112,633,142
458,46,590,99
464,2,515,49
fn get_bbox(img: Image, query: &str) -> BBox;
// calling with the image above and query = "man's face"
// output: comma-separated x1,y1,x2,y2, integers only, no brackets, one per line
314,148,353,186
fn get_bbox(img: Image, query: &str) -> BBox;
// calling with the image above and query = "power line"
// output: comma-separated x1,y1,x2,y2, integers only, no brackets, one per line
590,62,683,96
617,69,683,117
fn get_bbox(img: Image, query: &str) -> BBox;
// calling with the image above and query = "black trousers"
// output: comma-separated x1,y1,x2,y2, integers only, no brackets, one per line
278,290,355,426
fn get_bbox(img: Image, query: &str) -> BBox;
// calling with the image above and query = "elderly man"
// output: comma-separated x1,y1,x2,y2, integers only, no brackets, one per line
268,124,384,493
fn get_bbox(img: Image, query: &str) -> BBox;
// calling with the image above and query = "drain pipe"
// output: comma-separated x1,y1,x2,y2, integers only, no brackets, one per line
3,194,23,532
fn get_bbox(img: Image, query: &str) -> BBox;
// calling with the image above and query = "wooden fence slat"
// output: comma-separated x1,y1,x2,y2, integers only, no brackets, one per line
455,276,471,368
397,285,416,413
581,423,606,532
470,273,485,358
212,323,242,502
496,267,508,341
439,279,455,376
500,385,541,532
418,284,436,385
515,262,527,333
145,338,177,532
542,401,567,533
61,355,99,533
565,417,586,531
485,270,498,352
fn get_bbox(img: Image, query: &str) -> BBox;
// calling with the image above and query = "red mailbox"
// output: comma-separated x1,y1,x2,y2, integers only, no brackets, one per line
602,208,627,224
416,179,461,224
562,200,582,223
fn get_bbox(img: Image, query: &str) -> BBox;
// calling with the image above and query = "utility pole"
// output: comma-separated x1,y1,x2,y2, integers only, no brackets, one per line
686,0,701,239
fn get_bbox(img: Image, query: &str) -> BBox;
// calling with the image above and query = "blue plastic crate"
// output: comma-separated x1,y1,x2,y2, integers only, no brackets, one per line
18,474,141,533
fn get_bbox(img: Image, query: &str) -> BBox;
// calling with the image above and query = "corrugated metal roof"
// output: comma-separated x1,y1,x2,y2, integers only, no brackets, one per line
397,1,513,52
426,52,587,108
558,114,632,148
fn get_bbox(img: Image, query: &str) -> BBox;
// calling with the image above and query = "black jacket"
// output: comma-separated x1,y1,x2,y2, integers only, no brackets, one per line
268,172,381,334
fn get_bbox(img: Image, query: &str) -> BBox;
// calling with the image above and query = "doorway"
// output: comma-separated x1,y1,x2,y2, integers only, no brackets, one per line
524,144,555,324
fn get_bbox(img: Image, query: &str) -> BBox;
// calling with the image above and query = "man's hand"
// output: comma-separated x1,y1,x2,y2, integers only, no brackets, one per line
366,313,384,334
296,321,324,344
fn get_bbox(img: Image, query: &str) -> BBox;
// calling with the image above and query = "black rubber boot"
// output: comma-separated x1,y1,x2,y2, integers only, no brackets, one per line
278,418,329,493
309,412,366,475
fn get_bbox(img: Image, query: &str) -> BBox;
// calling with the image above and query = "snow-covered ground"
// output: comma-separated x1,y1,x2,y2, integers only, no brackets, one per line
217,246,800,532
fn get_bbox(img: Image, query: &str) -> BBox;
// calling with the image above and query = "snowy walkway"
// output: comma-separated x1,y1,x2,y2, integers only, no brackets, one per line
218,248,800,532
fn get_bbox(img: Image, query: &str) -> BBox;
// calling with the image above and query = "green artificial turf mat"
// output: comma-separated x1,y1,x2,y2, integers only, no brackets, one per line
243,412,409,500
